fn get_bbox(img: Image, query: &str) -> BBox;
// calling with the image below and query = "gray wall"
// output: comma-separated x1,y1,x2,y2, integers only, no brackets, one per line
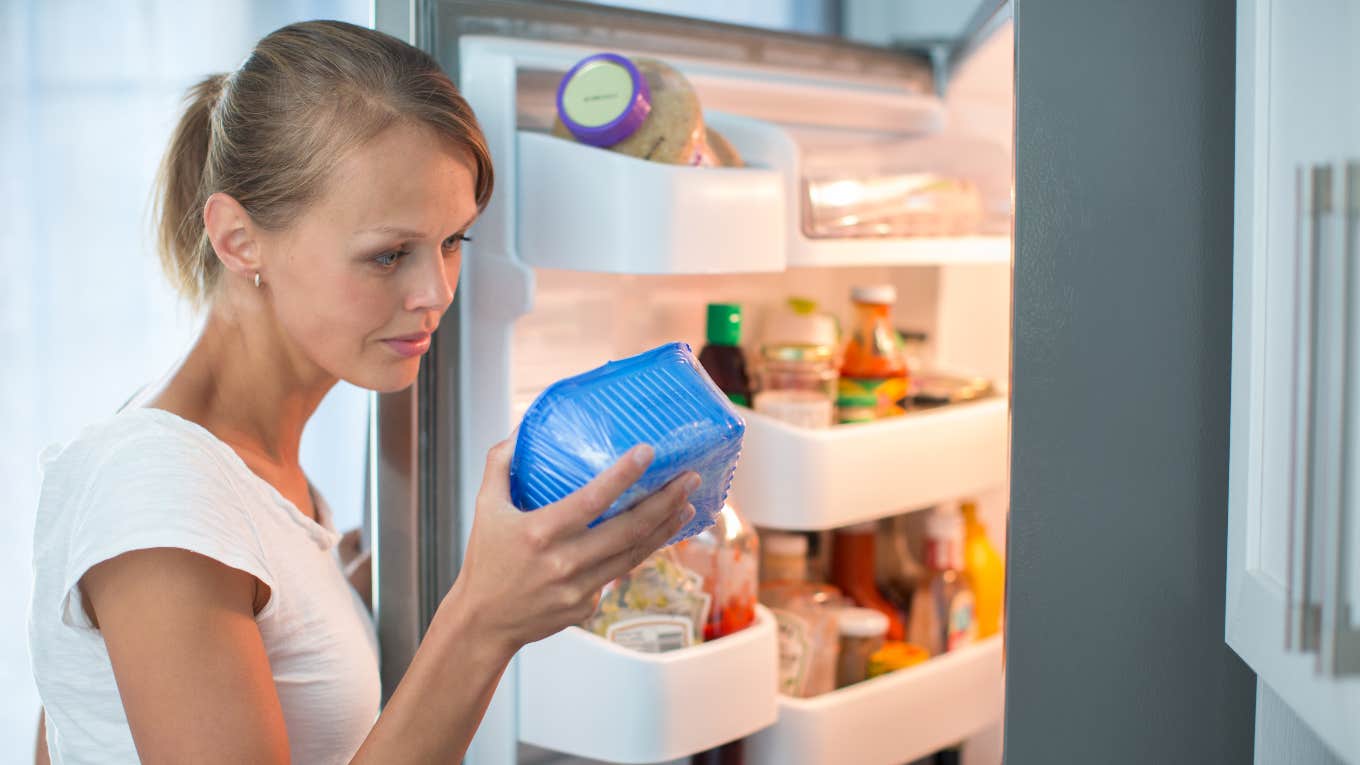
1007,0,1257,762
1255,683,1344,764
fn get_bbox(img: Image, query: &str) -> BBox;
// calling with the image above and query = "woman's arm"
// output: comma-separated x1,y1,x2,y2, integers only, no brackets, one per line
82,438,693,764
35,709,49,765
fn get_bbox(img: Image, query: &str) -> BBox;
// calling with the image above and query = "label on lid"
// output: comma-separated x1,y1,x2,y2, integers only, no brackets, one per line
560,60,636,127
606,615,695,653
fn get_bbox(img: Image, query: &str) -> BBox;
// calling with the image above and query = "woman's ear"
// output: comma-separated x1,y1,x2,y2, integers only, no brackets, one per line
203,191,261,279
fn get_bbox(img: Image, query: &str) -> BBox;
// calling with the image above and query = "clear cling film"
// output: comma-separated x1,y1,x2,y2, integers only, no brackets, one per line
510,342,746,545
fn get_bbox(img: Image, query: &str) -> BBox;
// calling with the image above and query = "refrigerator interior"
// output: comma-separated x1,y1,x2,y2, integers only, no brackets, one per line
438,4,1015,763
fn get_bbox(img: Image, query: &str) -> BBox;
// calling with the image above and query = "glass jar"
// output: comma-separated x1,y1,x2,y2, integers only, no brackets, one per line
836,608,889,688
673,504,760,640
755,343,836,428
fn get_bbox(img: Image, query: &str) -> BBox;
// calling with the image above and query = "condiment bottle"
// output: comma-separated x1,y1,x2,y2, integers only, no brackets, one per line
961,500,1005,638
839,285,909,420
835,608,889,688
698,303,753,407
830,522,905,640
760,531,809,584
674,503,760,641
907,506,978,656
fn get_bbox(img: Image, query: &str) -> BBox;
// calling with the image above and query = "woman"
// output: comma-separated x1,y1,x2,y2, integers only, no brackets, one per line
28,20,697,764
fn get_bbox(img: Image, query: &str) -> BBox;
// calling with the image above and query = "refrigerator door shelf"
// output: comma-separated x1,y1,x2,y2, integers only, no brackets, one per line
746,634,1004,765
729,397,1009,530
709,113,1012,269
517,604,779,764
516,130,786,275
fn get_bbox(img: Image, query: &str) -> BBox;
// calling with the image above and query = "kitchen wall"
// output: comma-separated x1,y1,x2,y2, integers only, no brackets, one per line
2,1,369,759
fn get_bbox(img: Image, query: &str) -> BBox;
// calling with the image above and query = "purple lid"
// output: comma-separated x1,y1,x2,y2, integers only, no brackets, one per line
556,53,652,147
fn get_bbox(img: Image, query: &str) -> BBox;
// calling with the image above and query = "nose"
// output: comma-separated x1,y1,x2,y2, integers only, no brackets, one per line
404,248,458,316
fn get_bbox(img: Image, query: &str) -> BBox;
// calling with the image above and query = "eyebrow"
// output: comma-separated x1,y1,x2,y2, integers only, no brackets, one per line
356,217,477,239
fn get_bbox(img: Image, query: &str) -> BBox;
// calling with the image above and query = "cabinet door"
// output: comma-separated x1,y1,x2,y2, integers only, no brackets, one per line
1228,0,1360,759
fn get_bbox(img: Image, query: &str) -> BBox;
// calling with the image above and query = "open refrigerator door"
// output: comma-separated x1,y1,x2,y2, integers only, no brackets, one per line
372,2,1013,763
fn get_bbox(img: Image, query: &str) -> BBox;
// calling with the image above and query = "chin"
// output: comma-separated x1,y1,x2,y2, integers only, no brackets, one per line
348,358,423,393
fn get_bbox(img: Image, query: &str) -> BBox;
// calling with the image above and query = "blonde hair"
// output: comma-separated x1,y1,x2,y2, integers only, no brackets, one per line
154,20,494,306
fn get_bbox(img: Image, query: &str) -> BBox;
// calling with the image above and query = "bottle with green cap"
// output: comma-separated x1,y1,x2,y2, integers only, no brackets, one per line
698,303,752,407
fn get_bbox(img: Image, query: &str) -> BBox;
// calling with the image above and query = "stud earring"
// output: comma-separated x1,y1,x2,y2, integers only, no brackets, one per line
254,272,262,288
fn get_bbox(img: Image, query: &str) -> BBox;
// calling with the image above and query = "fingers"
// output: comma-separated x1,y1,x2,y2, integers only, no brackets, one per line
543,444,656,534
588,501,697,589
574,471,699,562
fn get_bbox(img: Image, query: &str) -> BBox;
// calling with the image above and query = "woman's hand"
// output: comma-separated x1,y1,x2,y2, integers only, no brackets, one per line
450,437,698,656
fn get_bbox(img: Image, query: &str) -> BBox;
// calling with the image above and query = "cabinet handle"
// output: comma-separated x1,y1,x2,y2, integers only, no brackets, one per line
1320,161,1360,676
1287,165,1317,652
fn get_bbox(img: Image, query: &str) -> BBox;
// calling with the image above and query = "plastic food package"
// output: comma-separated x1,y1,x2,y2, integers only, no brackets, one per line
583,549,712,652
552,52,725,166
510,342,746,545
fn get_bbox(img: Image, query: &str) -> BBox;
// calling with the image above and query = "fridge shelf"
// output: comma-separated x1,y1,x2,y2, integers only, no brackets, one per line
747,634,1004,765
728,397,1009,530
517,604,779,764
515,131,786,275
789,234,1011,268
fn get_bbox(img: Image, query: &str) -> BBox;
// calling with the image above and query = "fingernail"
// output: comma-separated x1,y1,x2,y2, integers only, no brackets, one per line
683,473,702,494
682,504,697,523
631,444,655,467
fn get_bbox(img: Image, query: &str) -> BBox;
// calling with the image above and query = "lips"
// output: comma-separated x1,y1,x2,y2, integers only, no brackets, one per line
382,332,432,358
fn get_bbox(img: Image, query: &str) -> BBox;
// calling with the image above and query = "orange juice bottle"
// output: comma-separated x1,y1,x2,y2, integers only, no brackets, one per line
838,285,909,421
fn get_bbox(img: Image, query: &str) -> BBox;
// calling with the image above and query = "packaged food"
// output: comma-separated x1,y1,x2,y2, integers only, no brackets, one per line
759,582,846,697
961,500,1005,638
583,549,711,652
835,608,888,688
673,503,760,640
553,52,715,166
830,522,905,641
760,531,809,584
698,303,753,407
510,342,745,545
866,641,929,679
839,285,909,420
907,505,978,656
705,126,744,168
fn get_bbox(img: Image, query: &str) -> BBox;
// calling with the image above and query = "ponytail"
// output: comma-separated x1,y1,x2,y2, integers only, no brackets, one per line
154,73,227,307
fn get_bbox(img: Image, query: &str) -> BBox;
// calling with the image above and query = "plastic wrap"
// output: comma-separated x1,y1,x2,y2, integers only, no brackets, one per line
510,342,746,545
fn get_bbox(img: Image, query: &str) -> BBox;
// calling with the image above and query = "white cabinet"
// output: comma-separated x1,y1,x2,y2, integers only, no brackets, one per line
1227,1,1360,760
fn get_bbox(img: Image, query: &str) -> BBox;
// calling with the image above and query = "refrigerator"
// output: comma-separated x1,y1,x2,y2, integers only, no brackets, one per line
367,1,1015,763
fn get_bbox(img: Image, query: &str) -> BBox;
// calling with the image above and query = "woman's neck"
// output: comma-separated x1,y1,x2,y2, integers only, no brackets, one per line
145,294,337,469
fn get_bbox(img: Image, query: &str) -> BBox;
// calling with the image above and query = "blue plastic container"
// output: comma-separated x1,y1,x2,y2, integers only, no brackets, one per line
510,342,746,545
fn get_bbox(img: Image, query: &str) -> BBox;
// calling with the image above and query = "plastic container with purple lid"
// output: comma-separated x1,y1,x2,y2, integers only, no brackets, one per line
556,53,653,147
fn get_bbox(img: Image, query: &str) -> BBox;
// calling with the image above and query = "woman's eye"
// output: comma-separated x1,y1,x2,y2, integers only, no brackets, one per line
443,233,472,251
374,250,407,268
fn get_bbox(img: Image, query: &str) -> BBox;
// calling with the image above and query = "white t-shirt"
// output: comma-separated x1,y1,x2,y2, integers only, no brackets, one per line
28,407,381,764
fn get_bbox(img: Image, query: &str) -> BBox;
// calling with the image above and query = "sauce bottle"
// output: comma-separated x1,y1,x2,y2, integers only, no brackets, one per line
961,500,1005,638
830,522,905,641
838,285,909,420
698,303,752,407
907,506,977,656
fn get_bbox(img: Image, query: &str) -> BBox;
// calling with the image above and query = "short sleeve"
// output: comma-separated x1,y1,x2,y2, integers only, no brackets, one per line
58,425,276,630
